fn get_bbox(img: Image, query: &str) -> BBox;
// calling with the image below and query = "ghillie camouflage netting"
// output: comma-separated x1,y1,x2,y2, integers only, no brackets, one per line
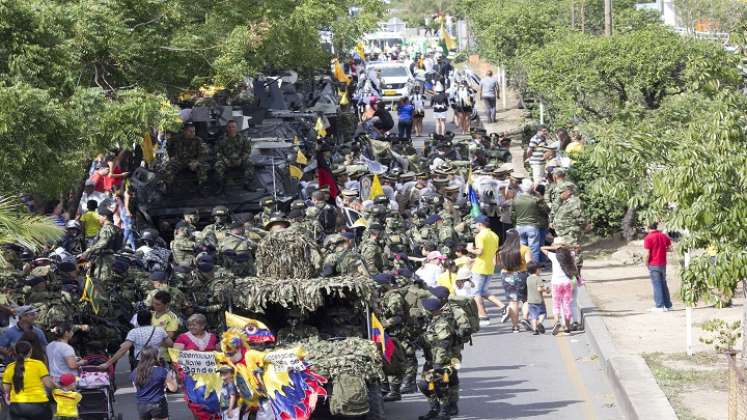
295,337,383,383
255,229,322,279
232,275,377,313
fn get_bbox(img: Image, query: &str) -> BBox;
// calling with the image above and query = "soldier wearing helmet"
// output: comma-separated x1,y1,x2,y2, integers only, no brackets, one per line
59,220,85,254
200,206,232,249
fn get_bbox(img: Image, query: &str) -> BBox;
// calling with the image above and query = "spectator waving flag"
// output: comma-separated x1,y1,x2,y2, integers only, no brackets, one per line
467,168,482,218
80,274,99,314
370,313,395,363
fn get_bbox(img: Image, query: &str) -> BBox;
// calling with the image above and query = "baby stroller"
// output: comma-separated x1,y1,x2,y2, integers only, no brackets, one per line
77,366,122,420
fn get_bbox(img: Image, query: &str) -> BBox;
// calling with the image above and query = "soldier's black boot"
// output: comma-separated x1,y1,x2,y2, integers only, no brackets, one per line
446,401,459,416
380,381,390,396
436,403,451,420
383,383,401,402
400,374,417,394
418,401,440,420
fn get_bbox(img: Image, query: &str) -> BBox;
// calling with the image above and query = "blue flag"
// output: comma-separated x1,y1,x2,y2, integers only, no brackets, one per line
468,184,481,218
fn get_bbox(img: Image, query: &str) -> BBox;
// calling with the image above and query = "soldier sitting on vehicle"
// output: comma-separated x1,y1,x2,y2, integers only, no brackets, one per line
163,122,209,192
215,119,254,191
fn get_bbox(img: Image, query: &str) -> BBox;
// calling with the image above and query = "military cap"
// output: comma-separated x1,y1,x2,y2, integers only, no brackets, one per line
58,261,77,273
425,214,442,225
331,166,347,176
422,298,444,312
444,185,460,194
264,213,290,230
483,164,496,173
150,271,168,282
494,163,514,175
288,209,305,220
415,171,429,179
399,171,416,181
173,264,192,274
389,167,403,177
30,265,51,278
26,276,46,287
373,273,394,284
341,189,359,198
212,205,229,216
197,261,214,273
473,167,489,176
432,176,449,185
429,286,450,300
260,196,275,207
368,223,384,232
510,170,526,180
184,208,199,216
340,231,355,240
318,185,330,193
291,200,307,210
561,183,576,192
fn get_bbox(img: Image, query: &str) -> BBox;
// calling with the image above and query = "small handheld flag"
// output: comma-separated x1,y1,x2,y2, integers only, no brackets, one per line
80,274,99,314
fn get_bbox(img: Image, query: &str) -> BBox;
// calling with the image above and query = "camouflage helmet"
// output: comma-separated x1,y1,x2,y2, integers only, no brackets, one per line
141,228,159,242
212,205,230,216
305,206,320,218
291,200,307,211
371,205,387,218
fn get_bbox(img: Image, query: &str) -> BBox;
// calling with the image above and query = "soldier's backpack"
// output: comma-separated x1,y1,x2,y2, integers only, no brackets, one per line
329,373,369,416
448,296,481,344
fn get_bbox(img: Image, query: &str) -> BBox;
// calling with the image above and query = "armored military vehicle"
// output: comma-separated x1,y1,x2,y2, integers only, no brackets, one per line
227,274,386,420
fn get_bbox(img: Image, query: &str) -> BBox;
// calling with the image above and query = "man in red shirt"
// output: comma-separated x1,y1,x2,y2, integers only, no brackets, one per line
643,222,673,311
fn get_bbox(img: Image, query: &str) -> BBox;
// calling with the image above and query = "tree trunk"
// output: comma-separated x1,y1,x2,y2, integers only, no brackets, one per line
742,289,747,359
622,207,636,241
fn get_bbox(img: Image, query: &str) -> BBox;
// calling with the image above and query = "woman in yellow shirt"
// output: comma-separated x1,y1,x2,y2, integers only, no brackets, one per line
2,340,56,420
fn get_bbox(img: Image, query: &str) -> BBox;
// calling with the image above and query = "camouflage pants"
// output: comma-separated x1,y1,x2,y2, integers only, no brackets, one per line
215,156,254,183
164,158,208,185
417,370,459,407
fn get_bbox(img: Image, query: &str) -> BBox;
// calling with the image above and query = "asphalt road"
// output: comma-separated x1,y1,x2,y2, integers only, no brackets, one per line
113,108,622,419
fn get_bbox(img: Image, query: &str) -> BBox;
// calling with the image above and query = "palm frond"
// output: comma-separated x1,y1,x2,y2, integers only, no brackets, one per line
0,196,64,268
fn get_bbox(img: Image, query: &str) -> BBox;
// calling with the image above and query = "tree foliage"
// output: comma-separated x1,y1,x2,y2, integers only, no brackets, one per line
0,196,63,268
0,0,383,199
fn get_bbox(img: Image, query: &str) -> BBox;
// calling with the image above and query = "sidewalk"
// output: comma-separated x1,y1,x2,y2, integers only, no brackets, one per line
582,239,743,420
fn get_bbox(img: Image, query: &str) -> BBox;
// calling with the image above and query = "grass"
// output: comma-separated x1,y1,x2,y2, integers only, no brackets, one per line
643,352,729,420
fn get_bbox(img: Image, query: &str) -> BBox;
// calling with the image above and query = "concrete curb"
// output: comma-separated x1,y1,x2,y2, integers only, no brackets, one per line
578,287,678,420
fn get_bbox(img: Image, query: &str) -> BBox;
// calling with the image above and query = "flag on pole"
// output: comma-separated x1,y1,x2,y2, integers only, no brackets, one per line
439,18,456,56
355,41,366,61
296,150,308,165
333,59,351,84
368,174,384,200
314,117,327,138
80,274,99,314
141,131,155,164
467,168,482,218
289,165,303,179
370,313,395,363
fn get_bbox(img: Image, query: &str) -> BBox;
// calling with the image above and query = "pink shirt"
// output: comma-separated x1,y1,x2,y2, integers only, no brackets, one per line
174,332,217,352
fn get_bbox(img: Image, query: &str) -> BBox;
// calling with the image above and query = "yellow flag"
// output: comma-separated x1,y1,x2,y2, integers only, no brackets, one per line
141,131,155,164
355,41,366,61
333,59,351,84
296,150,308,165
369,174,384,200
80,274,99,315
315,117,327,138
440,21,456,50
339,89,349,106
289,165,303,179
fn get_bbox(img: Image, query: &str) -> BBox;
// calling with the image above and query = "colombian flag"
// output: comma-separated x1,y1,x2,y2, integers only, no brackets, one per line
467,168,482,218
370,313,395,363
80,274,99,314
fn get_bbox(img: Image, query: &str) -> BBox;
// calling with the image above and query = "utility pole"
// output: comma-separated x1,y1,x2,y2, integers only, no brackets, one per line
604,0,612,36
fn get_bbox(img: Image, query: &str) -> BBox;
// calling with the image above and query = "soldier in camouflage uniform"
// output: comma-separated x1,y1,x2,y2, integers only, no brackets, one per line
258,196,275,226
214,119,254,190
218,221,257,276
303,207,325,244
548,168,575,218
171,224,196,267
374,273,409,402
80,207,123,289
552,184,585,247
418,298,460,420
276,309,319,345
359,223,384,274
200,206,232,250
164,123,209,189
144,271,187,313
176,208,200,239
321,232,367,277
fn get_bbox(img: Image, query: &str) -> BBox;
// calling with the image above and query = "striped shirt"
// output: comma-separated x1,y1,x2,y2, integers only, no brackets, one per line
528,134,547,165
